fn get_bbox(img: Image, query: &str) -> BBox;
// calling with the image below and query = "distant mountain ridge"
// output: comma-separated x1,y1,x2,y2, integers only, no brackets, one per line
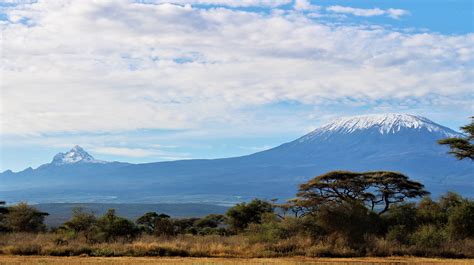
1,113,472,204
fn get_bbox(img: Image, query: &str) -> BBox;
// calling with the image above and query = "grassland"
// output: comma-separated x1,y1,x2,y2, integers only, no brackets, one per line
1,256,473,265
1,233,473,260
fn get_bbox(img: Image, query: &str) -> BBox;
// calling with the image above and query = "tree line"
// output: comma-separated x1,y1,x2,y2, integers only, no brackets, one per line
0,174,473,251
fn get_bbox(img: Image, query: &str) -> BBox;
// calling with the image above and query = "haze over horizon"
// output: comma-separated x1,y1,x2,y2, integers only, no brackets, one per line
1,0,473,171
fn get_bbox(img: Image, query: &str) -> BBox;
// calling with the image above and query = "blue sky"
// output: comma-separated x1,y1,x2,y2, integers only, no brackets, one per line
0,0,473,171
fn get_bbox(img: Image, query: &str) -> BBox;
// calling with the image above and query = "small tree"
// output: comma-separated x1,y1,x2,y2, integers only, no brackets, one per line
447,200,474,239
438,117,474,160
95,209,139,242
136,212,168,233
194,214,226,229
62,207,97,240
384,203,419,244
5,202,48,233
317,200,380,246
226,199,273,232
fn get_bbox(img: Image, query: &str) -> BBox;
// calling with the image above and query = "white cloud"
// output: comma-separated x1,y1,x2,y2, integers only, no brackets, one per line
0,0,472,138
386,8,410,19
326,5,409,19
91,146,191,159
124,0,291,7
91,147,160,157
293,0,320,11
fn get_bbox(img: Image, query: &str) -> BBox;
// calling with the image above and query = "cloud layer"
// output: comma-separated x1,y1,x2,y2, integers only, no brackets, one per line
1,0,473,139
326,6,409,19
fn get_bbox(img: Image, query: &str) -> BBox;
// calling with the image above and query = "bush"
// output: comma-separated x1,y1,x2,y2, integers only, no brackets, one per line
383,203,418,244
417,197,445,225
316,201,380,247
410,224,447,249
277,215,324,239
4,203,48,233
384,203,417,229
246,213,282,243
226,199,273,232
94,209,139,242
386,225,411,244
60,207,96,241
447,200,474,239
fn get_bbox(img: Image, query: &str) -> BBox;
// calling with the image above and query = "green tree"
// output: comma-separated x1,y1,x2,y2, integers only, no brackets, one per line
439,191,463,212
384,203,418,244
5,202,48,233
316,200,380,246
226,199,273,232
438,117,474,160
95,209,139,242
136,212,171,234
447,200,474,239
61,207,97,240
416,197,444,225
172,218,199,235
295,171,429,215
194,214,226,229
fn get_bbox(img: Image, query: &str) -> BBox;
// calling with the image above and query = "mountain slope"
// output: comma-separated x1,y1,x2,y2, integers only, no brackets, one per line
1,114,472,204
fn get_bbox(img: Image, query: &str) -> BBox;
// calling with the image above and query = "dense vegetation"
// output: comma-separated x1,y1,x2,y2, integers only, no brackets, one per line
0,171,473,258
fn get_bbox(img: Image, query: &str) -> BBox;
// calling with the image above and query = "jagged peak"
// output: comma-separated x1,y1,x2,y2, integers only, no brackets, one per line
51,145,105,165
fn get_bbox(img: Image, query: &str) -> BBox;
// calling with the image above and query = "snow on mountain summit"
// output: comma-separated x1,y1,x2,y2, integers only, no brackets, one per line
300,113,461,141
51,145,105,165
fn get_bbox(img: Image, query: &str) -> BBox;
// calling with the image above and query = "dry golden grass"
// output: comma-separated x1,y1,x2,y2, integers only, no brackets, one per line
1,233,473,260
0,256,473,265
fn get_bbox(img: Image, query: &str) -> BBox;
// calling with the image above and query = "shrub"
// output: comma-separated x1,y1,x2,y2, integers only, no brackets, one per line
439,192,463,212
316,201,380,247
410,224,447,249
194,214,226,229
386,225,409,244
277,215,324,239
94,209,139,242
246,213,282,243
447,200,474,239
4,202,48,233
60,207,96,241
417,197,445,225
226,199,273,232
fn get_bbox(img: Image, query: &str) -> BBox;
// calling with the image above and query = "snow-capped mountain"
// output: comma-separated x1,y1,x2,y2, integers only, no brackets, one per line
301,113,460,139
51,145,103,165
0,113,472,204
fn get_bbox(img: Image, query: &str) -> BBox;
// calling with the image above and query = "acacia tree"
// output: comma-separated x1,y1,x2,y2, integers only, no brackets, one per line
4,202,49,232
364,171,429,214
136,212,173,235
295,170,429,215
438,117,474,160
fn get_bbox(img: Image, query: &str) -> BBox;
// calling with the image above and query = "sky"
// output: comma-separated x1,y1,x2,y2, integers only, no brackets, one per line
0,0,473,172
